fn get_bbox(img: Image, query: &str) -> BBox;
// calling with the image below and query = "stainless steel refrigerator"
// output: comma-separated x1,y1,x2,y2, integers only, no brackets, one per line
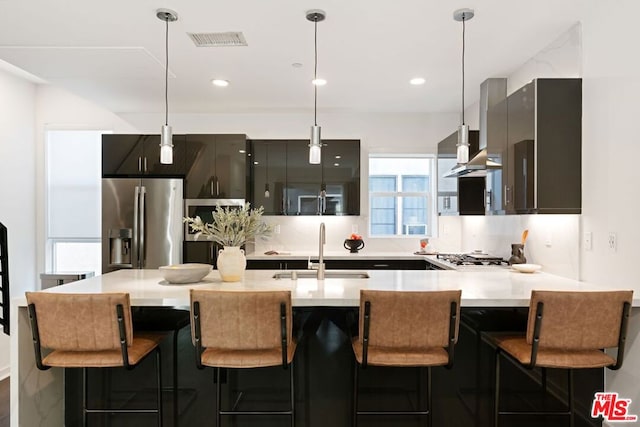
102,178,183,273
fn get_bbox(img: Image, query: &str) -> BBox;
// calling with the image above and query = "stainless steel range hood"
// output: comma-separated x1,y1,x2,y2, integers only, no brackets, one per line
443,148,500,178
444,78,507,178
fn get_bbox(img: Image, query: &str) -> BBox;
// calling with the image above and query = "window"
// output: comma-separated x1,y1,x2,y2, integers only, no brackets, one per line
369,156,435,237
46,130,109,275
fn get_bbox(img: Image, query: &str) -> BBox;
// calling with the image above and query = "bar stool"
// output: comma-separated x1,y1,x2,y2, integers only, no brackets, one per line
351,289,462,427
487,290,632,427
26,292,166,426
190,289,297,426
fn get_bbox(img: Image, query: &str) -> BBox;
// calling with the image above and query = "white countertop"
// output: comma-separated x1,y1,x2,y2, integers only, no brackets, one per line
15,268,638,308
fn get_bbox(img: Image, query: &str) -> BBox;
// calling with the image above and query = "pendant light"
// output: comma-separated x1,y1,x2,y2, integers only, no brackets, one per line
157,8,178,165
264,145,270,198
454,8,474,164
306,9,326,165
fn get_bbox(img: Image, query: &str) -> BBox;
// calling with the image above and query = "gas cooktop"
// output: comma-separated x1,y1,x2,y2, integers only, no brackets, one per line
436,253,509,266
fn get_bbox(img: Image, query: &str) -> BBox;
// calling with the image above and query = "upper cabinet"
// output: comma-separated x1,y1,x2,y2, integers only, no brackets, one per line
504,79,582,214
249,139,360,215
437,130,485,215
185,134,248,199
102,134,186,177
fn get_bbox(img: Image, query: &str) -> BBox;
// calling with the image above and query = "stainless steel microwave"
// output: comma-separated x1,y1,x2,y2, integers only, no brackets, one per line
184,199,245,241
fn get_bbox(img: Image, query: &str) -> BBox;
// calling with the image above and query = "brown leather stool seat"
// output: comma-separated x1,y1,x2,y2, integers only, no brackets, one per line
190,290,297,426
351,289,462,427
26,292,166,426
486,290,633,427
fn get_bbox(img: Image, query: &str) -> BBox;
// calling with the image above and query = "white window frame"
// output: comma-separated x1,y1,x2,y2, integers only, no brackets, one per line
368,154,437,238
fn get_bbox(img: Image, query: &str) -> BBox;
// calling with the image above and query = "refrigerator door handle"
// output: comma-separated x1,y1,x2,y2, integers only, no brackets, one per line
132,186,140,268
139,186,146,268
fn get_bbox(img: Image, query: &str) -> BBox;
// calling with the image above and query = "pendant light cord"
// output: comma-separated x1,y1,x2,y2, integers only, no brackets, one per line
461,18,465,126
165,18,169,126
314,19,318,126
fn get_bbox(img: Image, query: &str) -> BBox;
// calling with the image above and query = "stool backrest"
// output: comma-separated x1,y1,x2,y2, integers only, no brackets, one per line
25,292,133,351
526,290,633,350
190,290,292,350
360,290,461,348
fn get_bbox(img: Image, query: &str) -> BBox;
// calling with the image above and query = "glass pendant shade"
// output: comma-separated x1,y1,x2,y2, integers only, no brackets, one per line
160,124,173,164
457,124,469,164
309,125,322,164
264,183,270,198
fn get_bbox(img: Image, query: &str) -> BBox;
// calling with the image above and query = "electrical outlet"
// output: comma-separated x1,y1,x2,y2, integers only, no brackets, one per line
583,232,592,251
608,233,617,252
273,224,281,234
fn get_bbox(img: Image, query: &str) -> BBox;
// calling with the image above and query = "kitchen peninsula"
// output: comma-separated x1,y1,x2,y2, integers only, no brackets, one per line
11,267,637,426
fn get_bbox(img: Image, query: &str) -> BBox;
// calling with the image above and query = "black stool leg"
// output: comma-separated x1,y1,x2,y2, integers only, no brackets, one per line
173,328,180,426
427,367,432,427
157,348,163,427
290,362,295,427
82,368,88,427
216,367,222,427
494,350,500,427
352,361,359,427
568,370,574,427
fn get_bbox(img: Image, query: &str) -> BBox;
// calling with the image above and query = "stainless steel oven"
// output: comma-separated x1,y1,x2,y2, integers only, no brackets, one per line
184,199,245,241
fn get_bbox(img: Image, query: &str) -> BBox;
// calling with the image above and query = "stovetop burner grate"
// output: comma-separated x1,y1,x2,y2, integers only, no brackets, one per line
436,253,508,266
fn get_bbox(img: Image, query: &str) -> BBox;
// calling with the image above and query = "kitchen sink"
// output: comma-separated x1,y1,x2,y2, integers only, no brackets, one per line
272,270,370,279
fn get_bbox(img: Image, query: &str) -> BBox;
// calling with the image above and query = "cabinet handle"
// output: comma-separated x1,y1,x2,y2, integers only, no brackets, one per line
138,157,142,172
373,264,389,268
211,180,214,197
210,244,215,264
216,181,220,196
143,157,148,172
504,185,510,205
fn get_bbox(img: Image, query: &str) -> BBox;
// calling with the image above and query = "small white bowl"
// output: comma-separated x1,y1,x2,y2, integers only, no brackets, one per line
512,264,542,274
159,263,212,284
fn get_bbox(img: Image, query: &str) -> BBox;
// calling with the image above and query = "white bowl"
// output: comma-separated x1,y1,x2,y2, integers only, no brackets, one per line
159,263,212,284
512,263,542,274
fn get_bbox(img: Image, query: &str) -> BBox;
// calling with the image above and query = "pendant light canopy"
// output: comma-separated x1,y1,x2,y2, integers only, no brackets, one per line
307,9,325,165
454,8,474,165
157,8,178,165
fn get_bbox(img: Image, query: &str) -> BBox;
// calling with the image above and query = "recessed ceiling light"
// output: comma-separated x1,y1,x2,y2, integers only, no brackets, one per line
312,78,327,86
410,77,426,85
254,161,259,165
335,155,341,159
238,149,246,153
334,163,340,167
212,79,230,87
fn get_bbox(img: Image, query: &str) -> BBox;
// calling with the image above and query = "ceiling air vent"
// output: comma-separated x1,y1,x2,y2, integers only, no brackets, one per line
187,32,248,47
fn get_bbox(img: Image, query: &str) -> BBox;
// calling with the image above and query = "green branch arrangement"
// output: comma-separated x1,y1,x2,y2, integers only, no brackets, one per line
184,203,272,247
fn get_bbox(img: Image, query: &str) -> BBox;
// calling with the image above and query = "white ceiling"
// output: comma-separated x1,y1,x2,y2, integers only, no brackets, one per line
0,0,583,115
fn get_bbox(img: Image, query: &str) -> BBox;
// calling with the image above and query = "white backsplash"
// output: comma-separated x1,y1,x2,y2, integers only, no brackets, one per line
461,214,580,279
254,214,579,280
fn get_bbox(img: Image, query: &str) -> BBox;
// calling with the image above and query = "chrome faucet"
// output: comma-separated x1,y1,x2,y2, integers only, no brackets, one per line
308,222,326,280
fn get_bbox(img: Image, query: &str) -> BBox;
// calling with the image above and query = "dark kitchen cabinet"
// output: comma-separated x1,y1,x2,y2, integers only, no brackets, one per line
437,130,484,215
102,134,186,177
505,79,581,214
246,258,441,270
185,134,248,199
482,78,508,215
250,140,287,214
249,139,360,215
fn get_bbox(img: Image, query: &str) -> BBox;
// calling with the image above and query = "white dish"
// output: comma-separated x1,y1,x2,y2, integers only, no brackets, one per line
512,263,542,273
159,263,212,284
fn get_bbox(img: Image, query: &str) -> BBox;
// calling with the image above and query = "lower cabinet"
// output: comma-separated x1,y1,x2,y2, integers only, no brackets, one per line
246,258,442,270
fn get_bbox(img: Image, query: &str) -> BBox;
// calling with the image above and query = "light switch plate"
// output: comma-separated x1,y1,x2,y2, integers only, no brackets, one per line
608,232,617,252
583,232,592,251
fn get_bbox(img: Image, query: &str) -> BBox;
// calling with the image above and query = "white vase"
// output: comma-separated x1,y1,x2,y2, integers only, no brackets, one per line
217,246,246,282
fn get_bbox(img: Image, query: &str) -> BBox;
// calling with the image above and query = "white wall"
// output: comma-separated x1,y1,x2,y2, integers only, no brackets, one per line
579,1,640,419
0,67,37,379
